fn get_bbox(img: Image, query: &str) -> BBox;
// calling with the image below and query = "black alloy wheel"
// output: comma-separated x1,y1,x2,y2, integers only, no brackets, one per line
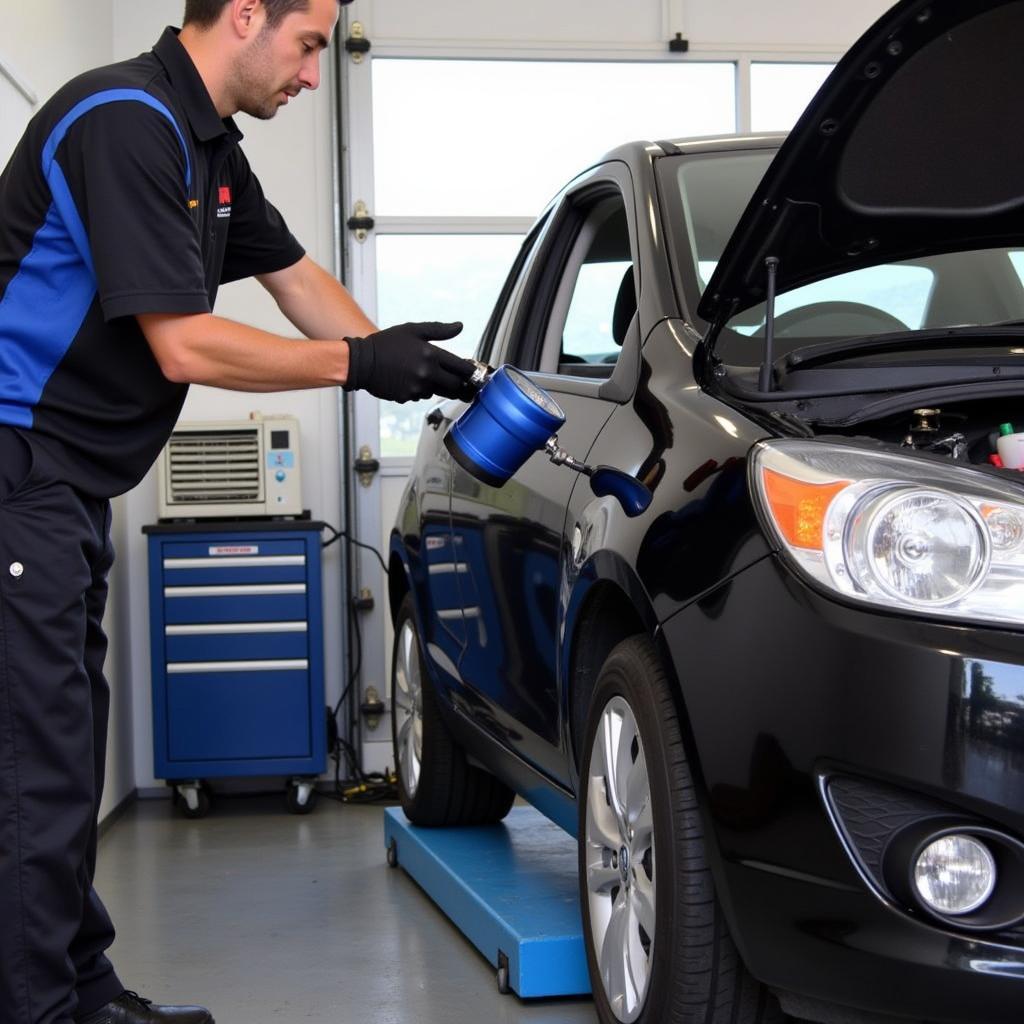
578,635,785,1024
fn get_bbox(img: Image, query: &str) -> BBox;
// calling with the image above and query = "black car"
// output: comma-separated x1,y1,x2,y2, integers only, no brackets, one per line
387,2,1024,1021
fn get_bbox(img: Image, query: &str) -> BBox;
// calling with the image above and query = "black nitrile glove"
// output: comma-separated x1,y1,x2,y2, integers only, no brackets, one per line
343,321,475,403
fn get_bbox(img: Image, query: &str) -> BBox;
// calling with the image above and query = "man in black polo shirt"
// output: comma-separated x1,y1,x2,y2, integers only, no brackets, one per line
0,2,475,1023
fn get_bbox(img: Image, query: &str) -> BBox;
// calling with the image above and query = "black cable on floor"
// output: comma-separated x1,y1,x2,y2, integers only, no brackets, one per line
321,577,398,804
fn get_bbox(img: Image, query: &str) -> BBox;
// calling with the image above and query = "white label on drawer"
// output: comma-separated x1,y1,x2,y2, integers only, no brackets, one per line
208,545,259,556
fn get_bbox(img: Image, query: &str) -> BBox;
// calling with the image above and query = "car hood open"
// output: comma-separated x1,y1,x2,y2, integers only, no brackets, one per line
698,0,1024,336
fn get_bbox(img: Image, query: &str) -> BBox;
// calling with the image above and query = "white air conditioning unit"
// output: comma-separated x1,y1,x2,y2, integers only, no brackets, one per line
157,414,303,520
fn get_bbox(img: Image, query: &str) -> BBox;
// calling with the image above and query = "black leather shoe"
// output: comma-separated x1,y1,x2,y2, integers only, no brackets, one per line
77,990,214,1023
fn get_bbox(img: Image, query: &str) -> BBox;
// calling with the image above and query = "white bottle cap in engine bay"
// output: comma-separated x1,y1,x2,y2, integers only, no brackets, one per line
996,423,1024,469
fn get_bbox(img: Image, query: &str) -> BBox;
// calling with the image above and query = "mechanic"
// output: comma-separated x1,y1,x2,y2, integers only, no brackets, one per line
0,2,475,1023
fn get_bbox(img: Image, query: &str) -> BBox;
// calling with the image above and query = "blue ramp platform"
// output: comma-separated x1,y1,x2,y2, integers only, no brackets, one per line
383,805,591,998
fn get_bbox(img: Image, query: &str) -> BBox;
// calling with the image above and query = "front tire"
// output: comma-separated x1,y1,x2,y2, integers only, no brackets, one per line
578,636,784,1024
391,594,515,826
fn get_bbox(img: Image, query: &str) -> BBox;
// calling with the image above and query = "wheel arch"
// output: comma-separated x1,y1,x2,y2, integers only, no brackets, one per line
563,551,658,773
387,531,411,625
563,551,712,813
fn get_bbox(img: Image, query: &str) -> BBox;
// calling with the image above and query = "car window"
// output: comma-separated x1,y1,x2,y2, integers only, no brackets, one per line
540,194,636,377
714,263,936,336
662,152,1024,365
716,248,1024,364
563,257,634,364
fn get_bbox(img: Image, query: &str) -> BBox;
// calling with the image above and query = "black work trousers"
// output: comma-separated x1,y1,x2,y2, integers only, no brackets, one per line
0,427,124,1024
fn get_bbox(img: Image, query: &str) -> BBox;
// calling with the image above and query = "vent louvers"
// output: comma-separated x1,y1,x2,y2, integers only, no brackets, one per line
166,429,263,505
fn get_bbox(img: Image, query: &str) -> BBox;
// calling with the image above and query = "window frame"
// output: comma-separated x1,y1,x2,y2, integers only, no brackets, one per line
542,196,633,375
492,163,643,404
474,213,552,367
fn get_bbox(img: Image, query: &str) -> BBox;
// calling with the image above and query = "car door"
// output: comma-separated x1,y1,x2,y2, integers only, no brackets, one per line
448,163,643,787
414,221,552,695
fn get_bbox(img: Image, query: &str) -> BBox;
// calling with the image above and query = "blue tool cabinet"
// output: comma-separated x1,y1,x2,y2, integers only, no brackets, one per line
144,521,327,816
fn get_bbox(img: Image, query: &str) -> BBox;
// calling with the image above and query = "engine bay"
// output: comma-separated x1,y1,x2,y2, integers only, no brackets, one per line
826,400,1024,473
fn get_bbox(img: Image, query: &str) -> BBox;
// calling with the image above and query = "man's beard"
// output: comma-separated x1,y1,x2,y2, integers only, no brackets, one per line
228,28,287,120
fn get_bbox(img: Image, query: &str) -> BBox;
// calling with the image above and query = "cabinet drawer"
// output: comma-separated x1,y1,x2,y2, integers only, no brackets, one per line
163,585,307,624
164,622,308,662
161,539,308,585
165,667,312,761
163,540,306,560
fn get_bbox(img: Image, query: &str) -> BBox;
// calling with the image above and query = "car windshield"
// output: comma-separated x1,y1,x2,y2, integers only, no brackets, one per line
672,150,1024,366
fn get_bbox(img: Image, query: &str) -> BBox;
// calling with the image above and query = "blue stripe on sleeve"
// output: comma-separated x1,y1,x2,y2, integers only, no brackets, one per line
0,90,191,429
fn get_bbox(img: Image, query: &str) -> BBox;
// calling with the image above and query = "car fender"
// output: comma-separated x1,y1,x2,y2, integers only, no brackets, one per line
559,548,660,792
559,546,739,877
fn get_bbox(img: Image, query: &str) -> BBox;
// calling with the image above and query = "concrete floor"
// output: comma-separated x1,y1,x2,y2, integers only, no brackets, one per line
95,794,597,1024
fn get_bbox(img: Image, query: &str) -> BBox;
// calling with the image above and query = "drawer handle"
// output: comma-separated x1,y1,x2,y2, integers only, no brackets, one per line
164,556,306,569
166,622,308,635
167,659,309,674
165,584,306,597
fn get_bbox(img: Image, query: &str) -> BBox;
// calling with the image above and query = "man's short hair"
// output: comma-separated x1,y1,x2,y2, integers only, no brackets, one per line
183,0,339,30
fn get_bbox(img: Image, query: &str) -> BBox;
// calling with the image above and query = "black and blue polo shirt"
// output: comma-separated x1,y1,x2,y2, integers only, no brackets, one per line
0,27,305,497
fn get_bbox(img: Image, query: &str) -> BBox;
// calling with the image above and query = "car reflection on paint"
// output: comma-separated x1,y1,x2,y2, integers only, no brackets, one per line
387,2,1024,1022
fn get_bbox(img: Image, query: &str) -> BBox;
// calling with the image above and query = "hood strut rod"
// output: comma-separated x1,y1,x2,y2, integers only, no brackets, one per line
759,256,780,393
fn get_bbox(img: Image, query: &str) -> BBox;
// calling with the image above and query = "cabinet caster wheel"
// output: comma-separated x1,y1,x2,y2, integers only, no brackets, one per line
386,838,398,868
287,780,317,814
496,953,510,995
176,782,210,819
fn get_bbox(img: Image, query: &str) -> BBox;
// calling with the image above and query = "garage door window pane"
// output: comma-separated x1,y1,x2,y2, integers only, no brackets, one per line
375,234,523,456
751,62,834,132
373,60,736,217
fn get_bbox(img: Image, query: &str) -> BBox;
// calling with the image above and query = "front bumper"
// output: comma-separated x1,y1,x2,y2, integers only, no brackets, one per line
660,553,1024,1023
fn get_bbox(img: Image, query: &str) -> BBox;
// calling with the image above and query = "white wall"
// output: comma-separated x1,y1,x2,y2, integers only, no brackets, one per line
4,3,114,110
1,2,133,821
0,77,35,169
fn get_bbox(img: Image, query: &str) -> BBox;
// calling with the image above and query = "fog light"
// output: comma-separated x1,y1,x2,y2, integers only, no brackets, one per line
913,834,997,915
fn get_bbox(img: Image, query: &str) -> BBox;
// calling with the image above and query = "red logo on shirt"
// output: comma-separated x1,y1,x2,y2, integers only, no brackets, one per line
218,186,232,205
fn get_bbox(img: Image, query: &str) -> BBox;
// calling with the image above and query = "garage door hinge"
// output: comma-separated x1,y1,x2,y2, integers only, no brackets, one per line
347,200,374,242
354,445,380,487
345,23,371,63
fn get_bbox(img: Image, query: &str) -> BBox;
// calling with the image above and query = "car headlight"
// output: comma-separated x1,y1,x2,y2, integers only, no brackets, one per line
751,439,1024,626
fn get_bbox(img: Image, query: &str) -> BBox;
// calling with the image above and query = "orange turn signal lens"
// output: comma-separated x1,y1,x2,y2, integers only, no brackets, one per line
761,468,850,550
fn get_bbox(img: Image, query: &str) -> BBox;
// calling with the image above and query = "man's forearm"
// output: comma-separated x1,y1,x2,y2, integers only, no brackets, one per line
257,256,377,339
137,311,351,391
